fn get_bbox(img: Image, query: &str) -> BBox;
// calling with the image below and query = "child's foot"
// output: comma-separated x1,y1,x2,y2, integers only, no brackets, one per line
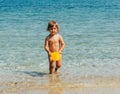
55,68,59,74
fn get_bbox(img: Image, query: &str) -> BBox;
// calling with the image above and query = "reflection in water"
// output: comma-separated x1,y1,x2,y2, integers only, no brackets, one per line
48,74,64,94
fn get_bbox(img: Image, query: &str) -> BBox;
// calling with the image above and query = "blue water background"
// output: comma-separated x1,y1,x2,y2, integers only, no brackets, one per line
0,0,120,76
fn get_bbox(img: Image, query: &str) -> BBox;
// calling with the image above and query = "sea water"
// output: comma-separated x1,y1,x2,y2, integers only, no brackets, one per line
0,0,120,77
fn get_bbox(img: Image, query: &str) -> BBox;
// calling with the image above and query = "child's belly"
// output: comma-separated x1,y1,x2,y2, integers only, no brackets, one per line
49,45,59,52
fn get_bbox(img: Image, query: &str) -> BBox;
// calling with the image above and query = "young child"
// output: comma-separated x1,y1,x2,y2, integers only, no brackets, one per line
44,20,65,74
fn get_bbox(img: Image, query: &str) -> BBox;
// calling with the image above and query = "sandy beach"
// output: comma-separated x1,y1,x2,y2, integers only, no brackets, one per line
0,70,120,94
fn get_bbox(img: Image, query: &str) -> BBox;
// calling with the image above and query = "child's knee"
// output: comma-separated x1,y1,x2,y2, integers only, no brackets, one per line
57,64,62,68
50,65,54,69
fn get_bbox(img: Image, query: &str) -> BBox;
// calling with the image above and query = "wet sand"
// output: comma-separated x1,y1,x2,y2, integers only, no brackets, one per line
0,70,120,94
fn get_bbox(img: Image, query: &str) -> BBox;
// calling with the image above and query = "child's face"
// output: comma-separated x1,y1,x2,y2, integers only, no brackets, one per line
49,26,58,36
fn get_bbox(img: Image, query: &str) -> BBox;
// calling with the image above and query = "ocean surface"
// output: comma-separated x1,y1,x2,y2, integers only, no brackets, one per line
0,0,120,77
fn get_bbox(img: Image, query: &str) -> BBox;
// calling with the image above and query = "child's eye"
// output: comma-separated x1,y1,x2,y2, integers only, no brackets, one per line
51,28,56,30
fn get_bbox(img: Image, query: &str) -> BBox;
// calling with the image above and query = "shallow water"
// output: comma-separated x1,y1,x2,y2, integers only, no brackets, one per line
0,0,120,77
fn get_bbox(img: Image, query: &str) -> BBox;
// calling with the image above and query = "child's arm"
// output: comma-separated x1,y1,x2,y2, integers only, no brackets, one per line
44,38,51,55
58,35,65,53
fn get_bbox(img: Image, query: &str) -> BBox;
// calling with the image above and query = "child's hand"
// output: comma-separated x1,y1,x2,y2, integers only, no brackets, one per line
48,51,51,56
58,50,62,54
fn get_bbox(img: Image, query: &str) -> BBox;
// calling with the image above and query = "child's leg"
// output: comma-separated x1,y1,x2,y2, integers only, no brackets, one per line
49,57,54,74
55,55,62,73
55,60,62,73
49,62,54,74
